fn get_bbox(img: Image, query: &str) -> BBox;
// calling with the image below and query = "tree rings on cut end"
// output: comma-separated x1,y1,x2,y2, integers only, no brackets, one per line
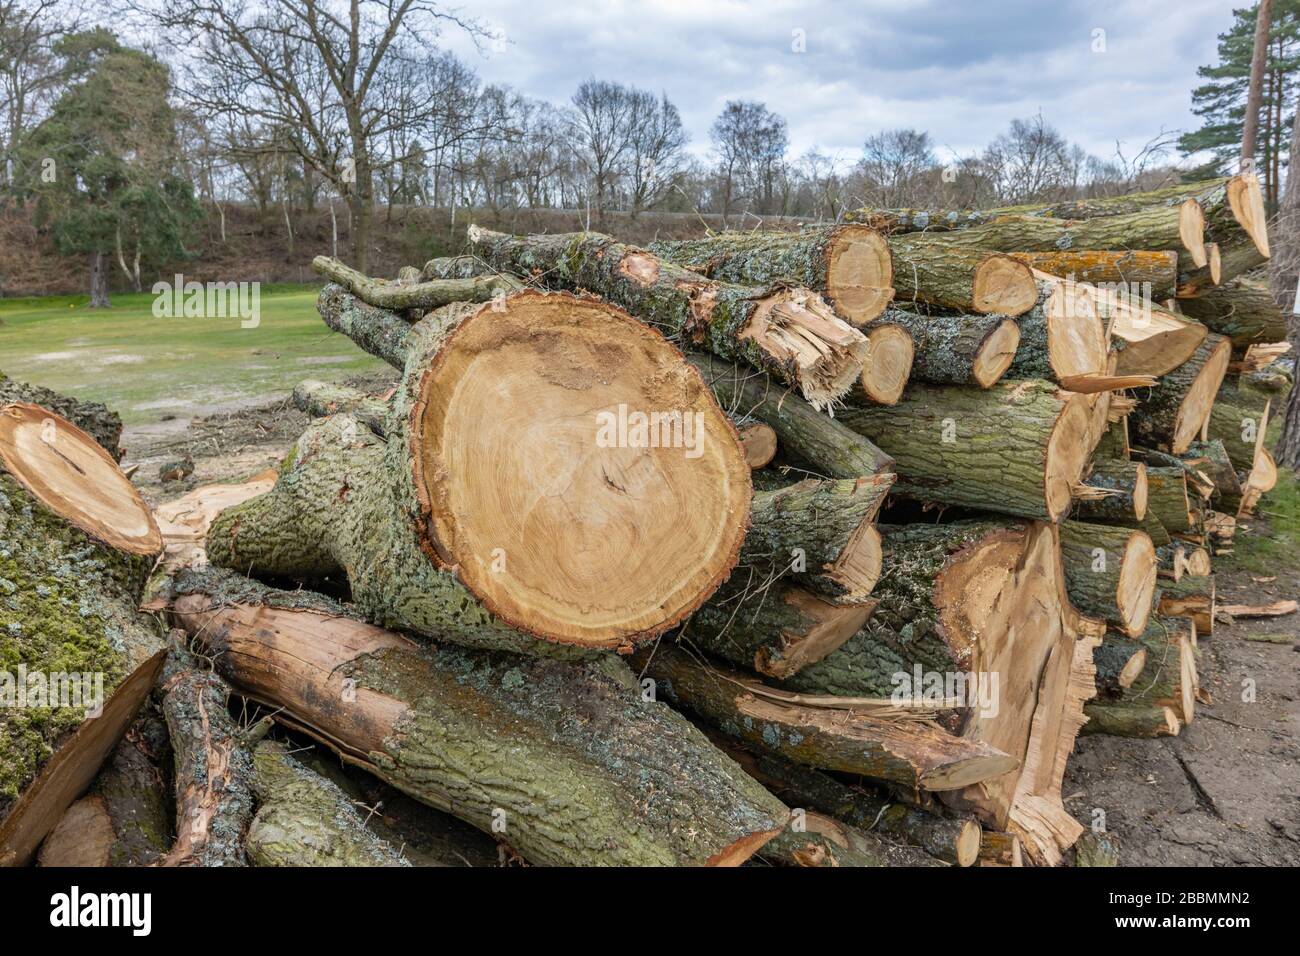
410,291,752,648
824,225,894,324
1044,393,1096,521
972,255,1038,316
1171,336,1232,454
0,402,161,555
1227,172,1269,257
1116,531,1157,637
860,322,913,404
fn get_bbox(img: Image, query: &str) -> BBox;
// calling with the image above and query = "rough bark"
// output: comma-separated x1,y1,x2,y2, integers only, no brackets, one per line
866,308,1019,388
1177,278,1288,349
467,227,870,409
167,571,792,867
1129,333,1232,454
1081,701,1180,737
246,740,409,867
633,640,1017,791
684,354,894,477
158,661,255,867
1006,250,1178,299
1004,279,1111,387
1208,379,1272,471
1057,521,1157,637
1075,457,1147,523
312,255,522,312
648,225,896,324
1143,466,1194,533
838,379,1098,521
760,811,945,867
887,234,1038,315
291,379,389,436
1092,635,1148,696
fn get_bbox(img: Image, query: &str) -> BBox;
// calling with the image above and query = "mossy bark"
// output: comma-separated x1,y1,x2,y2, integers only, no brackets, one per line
312,255,522,312
291,379,390,436
867,308,1013,387
647,226,871,291
885,235,1005,311
760,812,945,867
838,379,1085,520
168,570,792,867
1093,635,1146,696
1081,701,1178,737
684,353,894,476
1207,380,1272,471
1144,466,1193,533
247,740,409,867
1057,520,1152,634
1177,278,1287,349
0,472,164,815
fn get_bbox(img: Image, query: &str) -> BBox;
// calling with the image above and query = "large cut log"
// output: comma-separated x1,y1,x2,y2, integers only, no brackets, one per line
707,736,982,865
1075,457,1148,523
634,640,1017,791
1057,521,1157,637
1091,291,1209,377
312,255,522,312
684,354,894,476
886,241,1039,315
867,309,1020,388
648,225,895,324
1176,277,1287,349
838,379,1098,521
0,374,124,460
1129,333,1232,454
215,291,752,653
1112,618,1197,725
0,403,164,838
158,661,255,867
1005,250,1179,299
167,572,791,866
467,227,870,409
246,740,408,867
778,519,1103,866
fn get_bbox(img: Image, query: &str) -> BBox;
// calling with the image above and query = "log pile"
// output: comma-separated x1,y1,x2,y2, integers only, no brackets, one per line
0,169,1288,869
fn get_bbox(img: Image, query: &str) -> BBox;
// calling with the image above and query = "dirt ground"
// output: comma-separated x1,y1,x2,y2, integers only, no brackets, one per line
123,384,1300,867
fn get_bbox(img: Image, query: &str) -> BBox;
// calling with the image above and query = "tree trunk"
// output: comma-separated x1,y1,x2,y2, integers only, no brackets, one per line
887,235,1039,315
1056,521,1157,637
1271,93,1300,468
1207,379,1272,471
1092,635,1148,695
217,290,752,652
291,379,388,437
88,250,111,308
683,354,894,477
648,225,896,325
167,572,792,867
468,227,870,410
838,379,1099,521
1143,465,1194,533
1241,0,1274,164
0,374,124,459
1082,702,1180,737
633,641,1017,791
1129,333,1232,454
1075,457,1148,523
867,308,1020,388
246,741,408,867
1004,279,1113,388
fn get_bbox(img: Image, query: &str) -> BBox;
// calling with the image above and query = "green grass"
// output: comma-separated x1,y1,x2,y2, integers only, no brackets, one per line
0,285,386,425
1227,467,1300,575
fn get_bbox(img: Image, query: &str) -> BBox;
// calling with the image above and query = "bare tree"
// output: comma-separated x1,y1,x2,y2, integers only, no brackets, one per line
855,128,937,208
567,78,637,225
710,100,788,224
625,91,686,218
142,0,491,272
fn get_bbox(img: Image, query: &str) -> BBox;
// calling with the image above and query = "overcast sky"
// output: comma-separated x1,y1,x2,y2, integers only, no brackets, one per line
438,0,1237,166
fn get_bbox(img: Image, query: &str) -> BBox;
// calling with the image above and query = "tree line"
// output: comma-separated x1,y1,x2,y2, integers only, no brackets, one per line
0,0,1292,291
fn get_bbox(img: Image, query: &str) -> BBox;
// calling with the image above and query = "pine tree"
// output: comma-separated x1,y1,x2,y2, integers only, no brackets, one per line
1179,1,1300,209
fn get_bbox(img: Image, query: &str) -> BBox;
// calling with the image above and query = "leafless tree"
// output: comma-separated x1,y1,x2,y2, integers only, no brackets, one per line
855,128,936,208
710,100,788,224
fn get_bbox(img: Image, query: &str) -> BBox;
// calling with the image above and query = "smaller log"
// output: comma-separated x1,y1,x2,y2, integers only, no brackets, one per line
1075,457,1147,523
1006,279,1110,386
1158,576,1216,636
1093,635,1148,695
1082,702,1180,737
732,419,777,468
1129,333,1232,454
866,308,1020,388
1179,439,1242,500
246,740,409,867
1006,250,1178,299
1057,521,1157,637
1176,277,1287,349
1145,465,1195,533
859,319,915,404
312,255,522,312
158,664,255,867
634,641,1019,791
1118,618,1198,725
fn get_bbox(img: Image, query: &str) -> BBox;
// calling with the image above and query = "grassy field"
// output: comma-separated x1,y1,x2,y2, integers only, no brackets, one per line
0,286,386,425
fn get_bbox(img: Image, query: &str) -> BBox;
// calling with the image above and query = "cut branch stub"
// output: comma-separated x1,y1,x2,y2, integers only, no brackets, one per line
0,403,161,556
